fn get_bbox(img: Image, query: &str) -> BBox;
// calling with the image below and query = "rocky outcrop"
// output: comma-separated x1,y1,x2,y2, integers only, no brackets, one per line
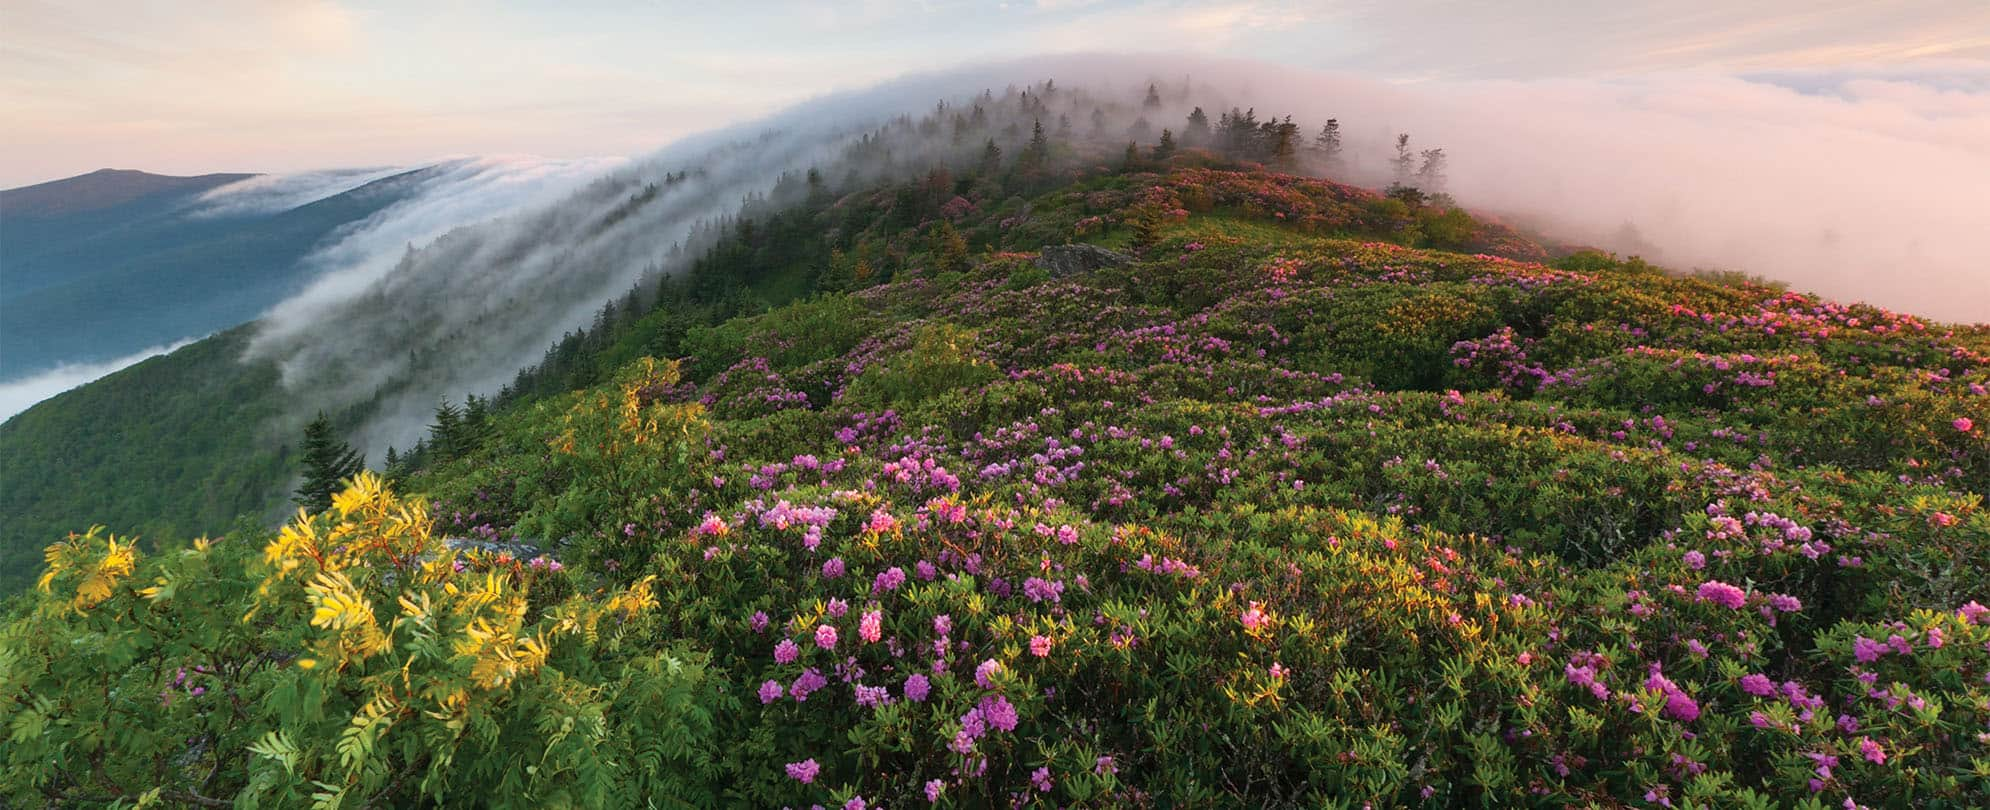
1035,243,1131,278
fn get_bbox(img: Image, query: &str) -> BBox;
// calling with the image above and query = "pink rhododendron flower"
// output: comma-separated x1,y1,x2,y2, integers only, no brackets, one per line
1696,580,1748,610
774,638,800,664
1030,635,1053,657
786,758,820,784
860,610,883,643
815,624,839,650
1954,417,1975,432
758,679,784,704
1740,673,1777,697
975,659,1002,689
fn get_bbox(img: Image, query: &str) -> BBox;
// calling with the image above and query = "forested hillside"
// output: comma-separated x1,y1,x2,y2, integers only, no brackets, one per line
5,150,1986,806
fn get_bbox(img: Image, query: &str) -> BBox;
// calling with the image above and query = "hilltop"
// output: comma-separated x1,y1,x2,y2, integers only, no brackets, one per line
5,156,1986,806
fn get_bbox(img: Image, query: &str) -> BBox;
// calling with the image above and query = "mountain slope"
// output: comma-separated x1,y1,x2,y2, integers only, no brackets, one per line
0,168,427,379
5,161,1987,806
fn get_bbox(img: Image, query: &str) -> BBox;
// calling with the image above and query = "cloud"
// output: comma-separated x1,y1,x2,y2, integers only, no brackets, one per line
191,166,409,217
0,338,200,423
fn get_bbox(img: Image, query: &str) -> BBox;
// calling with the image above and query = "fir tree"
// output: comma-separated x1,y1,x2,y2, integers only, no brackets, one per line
1185,107,1210,147
1392,133,1417,184
430,401,463,462
293,413,364,513
1154,128,1178,160
1315,119,1342,166
1417,148,1448,191
1124,141,1141,170
1144,83,1163,109
978,138,1003,176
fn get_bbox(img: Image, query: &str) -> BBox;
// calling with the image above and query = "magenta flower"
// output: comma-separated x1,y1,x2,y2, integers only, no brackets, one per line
815,624,839,650
924,779,945,802
1683,550,1706,570
1954,417,1975,433
750,611,770,633
1853,635,1885,663
1031,766,1053,792
1960,601,1989,625
1696,580,1748,610
844,798,866,810
786,758,820,784
774,638,800,664
979,694,1019,732
903,673,931,702
1740,673,1777,697
1240,601,1270,632
1857,737,1886,764
975,659,1002,689
933,614,953,636
873,566,907,593
758,679,784,704
822,557,846,579
859,610,883,644
1029,635,1053,657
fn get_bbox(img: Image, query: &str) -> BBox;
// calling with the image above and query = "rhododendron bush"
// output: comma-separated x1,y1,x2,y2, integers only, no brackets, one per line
4,167,1987,807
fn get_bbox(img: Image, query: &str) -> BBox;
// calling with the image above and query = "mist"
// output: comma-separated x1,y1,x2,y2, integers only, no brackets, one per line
0,338,199,422
231,53,1989,456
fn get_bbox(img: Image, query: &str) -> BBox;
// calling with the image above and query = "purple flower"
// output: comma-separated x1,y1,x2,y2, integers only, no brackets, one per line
1095,755,1117,775
1697,580,1748,610
904,673,931,702
816,624,839,650
978,694,1019,732
1853,636,1885,663
786,758,820,784
1740,674,1777,697
1663,691,1701,722
1857,737,1886,764
975,659,1003,689
924,779,945,802
774,638,800,664
750,611,770,633
822,557,846,579
1031,766,1053,792
790,668,828,702
1961,601,1989,625
1683,550,1706,570
1765,594,1803,613
873,566,907,593
758,679,784,704
933,614,953,636
844,796,866,810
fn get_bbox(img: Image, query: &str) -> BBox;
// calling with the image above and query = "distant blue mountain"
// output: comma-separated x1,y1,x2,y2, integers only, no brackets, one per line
0,167,426,379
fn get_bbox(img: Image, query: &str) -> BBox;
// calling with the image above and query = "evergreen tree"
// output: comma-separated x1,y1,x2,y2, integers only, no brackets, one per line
1185,107,1210,147
929,221,968,274
978,138,1003,176
1089,107,1108,136
1022,118,1050,171
293,413,364,513
1392,133,1417,184
1315,119,1342,166
1269,116,1299,169
430,401,463,462
1417,148,1448,191
1154,128,1178,160
1144,83,1162,109
1123,141,1141,170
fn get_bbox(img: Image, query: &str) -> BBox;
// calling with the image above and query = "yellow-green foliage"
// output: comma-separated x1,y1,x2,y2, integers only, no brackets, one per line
1,473,724,808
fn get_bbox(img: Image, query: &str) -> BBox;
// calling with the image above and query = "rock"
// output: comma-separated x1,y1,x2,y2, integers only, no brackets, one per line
1035,244,1131,278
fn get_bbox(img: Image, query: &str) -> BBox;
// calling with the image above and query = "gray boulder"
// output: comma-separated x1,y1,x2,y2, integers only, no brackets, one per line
1035,244,1131,278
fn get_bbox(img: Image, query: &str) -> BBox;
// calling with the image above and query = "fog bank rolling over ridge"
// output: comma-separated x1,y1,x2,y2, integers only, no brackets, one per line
224,53,1987,453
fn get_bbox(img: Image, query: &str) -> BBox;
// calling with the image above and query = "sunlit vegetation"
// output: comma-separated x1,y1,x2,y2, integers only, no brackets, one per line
5,125,1988,805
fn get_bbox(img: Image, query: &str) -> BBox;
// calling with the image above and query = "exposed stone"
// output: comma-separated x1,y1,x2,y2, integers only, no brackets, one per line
1035,243,1131,278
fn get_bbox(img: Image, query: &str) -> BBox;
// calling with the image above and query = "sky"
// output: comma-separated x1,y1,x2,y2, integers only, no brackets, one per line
5,0,1989,187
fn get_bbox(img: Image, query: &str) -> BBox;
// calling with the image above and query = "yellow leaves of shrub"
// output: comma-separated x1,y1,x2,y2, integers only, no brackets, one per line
606,575,659,620
36,526,137,612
